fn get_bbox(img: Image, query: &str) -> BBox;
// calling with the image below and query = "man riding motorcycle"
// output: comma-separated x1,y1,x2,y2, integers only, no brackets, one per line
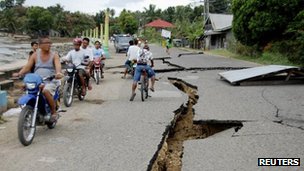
13,36,63,122
63,38,92,96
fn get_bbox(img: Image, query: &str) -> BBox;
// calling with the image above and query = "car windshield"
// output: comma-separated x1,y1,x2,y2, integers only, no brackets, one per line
118,37,132,43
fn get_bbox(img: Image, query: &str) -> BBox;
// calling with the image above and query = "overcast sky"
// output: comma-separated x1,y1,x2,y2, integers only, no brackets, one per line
24,0,194,16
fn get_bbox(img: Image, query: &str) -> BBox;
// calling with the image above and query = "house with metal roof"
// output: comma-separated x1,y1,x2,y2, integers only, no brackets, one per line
204,13,233,50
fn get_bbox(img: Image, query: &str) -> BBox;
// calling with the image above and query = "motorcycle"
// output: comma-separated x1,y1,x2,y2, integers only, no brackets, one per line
63,59,89,107
17,73,61,146
92,57,104,85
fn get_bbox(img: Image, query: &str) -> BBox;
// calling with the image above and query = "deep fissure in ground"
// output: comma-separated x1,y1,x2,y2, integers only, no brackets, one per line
147,77,243,171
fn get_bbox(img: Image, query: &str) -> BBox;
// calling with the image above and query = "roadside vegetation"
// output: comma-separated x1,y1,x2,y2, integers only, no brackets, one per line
231,0,304,66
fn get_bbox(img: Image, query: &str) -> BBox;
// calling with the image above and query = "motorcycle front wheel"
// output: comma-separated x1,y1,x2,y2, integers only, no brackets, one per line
18,106,36,146
94,70,100,85
63,82,73,107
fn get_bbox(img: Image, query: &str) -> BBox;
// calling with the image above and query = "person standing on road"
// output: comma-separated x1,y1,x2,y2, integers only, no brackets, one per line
122,39,140,79
14,36,63,122
165,37,172,55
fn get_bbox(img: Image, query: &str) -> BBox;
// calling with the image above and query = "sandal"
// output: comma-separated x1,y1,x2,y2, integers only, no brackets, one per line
129,93,136,101
88,84,92,91
50,113,59,122
150,88,155,92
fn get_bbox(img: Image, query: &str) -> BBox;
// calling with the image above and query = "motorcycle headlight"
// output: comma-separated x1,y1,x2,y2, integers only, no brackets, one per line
67,68,74,73
26,83,36,89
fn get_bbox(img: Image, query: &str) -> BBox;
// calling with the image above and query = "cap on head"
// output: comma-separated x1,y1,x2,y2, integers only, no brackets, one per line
73,38,82,45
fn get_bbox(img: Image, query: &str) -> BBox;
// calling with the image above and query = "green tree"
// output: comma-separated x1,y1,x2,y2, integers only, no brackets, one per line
110,9,115,18
69,11,96,37
0,0,25,9
161,7,175,23
187,17,204,42
210,0,231,13
47,3,64,15
26,6,54,34
118,9,138,34
0,8,17,32
232,0,302,47
94,11,105,25
281,10,304,63
143,4,161,23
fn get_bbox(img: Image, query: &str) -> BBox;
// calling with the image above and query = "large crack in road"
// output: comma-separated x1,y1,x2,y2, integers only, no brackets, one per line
147,77,243,171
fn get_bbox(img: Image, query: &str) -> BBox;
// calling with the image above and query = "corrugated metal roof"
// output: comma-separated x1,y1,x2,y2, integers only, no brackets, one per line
219,65,300,84
209,13,233,31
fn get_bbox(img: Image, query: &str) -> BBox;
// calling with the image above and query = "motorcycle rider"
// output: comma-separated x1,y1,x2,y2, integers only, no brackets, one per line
13,36,63,122
81,37,93,89
63,38,91,96
130,43,156,101
91,40,106,78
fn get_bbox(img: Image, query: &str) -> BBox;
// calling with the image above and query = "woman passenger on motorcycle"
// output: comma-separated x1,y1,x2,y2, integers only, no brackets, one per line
63,38,92,96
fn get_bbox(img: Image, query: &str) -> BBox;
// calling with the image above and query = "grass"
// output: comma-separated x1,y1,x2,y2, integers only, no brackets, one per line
207,49,297,66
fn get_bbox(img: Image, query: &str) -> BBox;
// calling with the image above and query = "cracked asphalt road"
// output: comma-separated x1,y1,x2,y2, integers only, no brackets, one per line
0,43,303,171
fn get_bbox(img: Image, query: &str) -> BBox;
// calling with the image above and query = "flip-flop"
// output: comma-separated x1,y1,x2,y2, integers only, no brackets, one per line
50,113,59,123
129,93,136,101
150,88,155,92
88,84,92,90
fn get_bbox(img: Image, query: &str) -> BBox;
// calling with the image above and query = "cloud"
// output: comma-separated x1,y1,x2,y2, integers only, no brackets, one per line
105,0,143,8
24,0,192,15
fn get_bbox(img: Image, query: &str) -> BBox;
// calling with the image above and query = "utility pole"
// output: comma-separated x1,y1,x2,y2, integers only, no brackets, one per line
204,0,210,22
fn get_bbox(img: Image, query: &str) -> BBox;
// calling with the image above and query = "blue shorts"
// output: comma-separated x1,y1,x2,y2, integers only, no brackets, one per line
125,60,132,70
133,64,155,82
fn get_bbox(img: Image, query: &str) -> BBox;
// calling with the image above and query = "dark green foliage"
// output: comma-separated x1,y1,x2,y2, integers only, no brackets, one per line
118,9,138,35
232,0,302,47
210,0,231,13
232,0,304,64
26,6,54,34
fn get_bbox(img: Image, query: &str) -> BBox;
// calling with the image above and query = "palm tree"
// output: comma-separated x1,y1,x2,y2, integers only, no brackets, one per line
110,9,115,18
143,4,160,23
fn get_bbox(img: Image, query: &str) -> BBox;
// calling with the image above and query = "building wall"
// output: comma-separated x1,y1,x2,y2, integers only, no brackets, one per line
204,29,233,50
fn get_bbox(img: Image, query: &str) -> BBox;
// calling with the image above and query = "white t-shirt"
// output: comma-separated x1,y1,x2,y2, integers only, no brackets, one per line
81,46,94,61
64,49,87,69
127,45,140,61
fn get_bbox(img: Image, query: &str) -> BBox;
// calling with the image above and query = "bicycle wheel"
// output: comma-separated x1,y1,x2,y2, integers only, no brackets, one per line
145,77,149,99
140,76,145,102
